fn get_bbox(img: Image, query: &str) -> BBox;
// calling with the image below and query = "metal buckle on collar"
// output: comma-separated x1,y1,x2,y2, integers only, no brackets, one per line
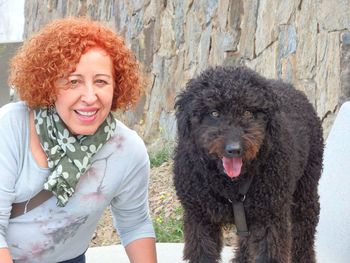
237,193,246,202
227,194,246,203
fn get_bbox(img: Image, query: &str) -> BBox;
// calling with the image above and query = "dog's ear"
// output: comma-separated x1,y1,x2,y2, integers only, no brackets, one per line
174,91,193,139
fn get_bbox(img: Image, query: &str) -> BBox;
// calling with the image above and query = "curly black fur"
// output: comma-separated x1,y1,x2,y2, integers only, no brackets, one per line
173,66,324,263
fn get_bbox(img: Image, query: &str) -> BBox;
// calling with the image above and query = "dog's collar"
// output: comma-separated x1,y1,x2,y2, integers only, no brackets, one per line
228,175,254,237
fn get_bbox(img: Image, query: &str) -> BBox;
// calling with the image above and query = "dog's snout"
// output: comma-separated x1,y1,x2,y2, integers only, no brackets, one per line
224,142,242,157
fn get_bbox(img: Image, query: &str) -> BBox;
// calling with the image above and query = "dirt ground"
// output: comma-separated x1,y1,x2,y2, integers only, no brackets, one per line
90,161,236,247
89,161,180,246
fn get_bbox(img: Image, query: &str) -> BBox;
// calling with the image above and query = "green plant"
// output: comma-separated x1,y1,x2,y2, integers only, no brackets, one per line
149,146,173,168
153,206,184,242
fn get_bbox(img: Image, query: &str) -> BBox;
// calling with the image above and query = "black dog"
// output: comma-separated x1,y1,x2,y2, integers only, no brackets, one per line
173,66,323,263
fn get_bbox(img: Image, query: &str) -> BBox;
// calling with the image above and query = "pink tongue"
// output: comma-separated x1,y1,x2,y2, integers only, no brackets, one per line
222,157,243,178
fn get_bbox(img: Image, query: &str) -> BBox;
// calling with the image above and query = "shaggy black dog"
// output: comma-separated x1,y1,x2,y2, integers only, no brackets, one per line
173,66,323,263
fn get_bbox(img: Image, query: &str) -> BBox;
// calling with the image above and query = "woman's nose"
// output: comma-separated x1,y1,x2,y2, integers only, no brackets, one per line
81,83,97,104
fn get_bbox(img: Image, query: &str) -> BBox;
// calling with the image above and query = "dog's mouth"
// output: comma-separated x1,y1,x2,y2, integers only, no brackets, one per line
222,157,243,178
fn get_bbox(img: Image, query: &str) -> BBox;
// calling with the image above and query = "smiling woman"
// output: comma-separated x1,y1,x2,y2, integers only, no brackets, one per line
54,48,114,135
0,17,157,263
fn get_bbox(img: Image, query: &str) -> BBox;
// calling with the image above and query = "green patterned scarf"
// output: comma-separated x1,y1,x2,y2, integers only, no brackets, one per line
34,107,116,207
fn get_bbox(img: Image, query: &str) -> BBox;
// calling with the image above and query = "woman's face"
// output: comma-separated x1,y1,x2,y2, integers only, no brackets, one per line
54,48,114,135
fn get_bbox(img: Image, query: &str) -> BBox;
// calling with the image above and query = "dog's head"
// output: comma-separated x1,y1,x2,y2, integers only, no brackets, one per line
175,66,279,178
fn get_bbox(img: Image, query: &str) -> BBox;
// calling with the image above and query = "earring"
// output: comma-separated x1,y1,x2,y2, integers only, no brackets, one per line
48,104,55,115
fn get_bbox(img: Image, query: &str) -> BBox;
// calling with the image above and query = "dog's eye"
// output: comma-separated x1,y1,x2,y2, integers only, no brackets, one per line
211,111,220,118
243,111,253,118
254,111,267,120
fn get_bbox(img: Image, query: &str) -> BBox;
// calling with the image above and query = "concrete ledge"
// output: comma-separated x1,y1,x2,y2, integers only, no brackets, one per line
86,243,234,263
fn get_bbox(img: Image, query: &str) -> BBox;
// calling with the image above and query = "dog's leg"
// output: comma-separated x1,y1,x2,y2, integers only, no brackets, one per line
291,162,321,262
231,238,250,263
183,211,223,263
233,211,292,263
252,219,292,263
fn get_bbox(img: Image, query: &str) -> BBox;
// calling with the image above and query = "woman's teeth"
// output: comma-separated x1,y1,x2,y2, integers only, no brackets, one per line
75,110,97,116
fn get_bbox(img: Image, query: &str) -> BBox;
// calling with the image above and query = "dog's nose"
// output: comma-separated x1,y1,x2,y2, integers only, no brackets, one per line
224,142,242,157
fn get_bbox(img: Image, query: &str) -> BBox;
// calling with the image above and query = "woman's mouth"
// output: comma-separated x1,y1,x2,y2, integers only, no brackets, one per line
74,109,98,123
75,110,97,116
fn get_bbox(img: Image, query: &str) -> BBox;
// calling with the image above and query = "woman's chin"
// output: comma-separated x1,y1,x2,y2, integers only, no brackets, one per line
67,125,99,136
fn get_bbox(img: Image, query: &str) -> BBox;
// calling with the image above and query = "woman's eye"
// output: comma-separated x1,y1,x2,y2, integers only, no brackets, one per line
211,111,220,118
96,79,108,86
68,79,80,88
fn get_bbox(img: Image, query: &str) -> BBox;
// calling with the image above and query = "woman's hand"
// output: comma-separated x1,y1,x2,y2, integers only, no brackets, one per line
0,247,13,263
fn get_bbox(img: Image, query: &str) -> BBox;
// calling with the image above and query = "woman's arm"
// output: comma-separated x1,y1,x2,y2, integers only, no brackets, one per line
0,105,21,263
109,129,157,261
0,248,13,263
125,237,157,263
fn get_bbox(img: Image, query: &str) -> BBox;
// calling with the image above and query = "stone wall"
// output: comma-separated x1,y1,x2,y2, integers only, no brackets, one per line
0,43,22,107
23,0,350,143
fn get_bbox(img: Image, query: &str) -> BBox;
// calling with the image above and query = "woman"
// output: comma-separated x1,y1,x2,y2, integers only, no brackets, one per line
0,17,157,263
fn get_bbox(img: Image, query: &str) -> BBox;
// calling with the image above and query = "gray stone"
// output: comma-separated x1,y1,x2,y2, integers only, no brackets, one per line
318,0,350,31
0,43,22,107
209,31,226,65
255,0,279,56
295,0,317,80
276,0,298,24
340,31,350,105
140,20,156,72
184,11,201,70
130,0,146,14
255,0,297,56
277,25,297,81
342,31,350,44
173,0,185,49
198,25,211,72
158,8,175,59
130,8,145,39
203,0,218,25
246,41,279,79
225,0,242,52
315,32,341,119
217,0,230,29
239,0,258,60
114,0,128,33
159,111,177,142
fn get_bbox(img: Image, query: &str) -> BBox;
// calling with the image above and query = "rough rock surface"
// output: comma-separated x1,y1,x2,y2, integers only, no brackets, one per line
21,0,350,141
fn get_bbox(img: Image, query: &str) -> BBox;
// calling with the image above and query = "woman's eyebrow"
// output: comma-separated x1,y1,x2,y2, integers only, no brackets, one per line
68,74,83,77
68,74,112,78
95,74,112,78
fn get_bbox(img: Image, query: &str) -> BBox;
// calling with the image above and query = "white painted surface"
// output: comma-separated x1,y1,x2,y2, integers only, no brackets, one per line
315,102,350,262
0,0,24,43
86,243,234,263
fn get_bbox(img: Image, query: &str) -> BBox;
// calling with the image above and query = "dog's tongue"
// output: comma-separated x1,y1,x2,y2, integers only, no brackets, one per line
222,157,243,178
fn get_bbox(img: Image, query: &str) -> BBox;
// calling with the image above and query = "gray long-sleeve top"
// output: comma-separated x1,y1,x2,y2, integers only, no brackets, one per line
0,101,155,262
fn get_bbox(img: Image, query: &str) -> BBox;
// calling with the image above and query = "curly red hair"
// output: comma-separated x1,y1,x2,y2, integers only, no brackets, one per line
9,17,141,111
